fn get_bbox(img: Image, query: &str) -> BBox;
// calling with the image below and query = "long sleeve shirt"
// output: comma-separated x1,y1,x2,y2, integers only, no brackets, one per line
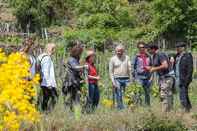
29,55,36,78
109,55,132,82
38,53,57,88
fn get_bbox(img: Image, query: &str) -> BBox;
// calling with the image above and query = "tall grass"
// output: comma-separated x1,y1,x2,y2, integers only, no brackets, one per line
28,81,197,131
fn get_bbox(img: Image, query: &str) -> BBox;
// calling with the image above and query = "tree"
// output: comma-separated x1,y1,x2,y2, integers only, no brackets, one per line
153,0,197,42
8,0,74,32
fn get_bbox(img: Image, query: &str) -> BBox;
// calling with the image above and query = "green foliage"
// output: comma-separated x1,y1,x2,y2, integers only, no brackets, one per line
143,113,186,131
8,0,74,32
63,0,161,47
8,0,197,48
0,36,22,45
151,82,159,97
153,0,197,41
125,82,144,106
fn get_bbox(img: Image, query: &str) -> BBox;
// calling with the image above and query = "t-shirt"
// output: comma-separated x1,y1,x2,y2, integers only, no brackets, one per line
152,52,169,77
87,62,98,84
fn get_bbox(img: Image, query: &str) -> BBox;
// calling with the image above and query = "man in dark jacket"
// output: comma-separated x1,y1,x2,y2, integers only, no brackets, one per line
175,42,193,112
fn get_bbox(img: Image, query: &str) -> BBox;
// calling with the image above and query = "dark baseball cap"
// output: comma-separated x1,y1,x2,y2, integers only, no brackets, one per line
147,44,159,49
175,42,187,48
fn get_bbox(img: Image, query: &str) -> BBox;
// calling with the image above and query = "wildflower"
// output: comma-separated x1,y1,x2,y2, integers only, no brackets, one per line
0,50,40,130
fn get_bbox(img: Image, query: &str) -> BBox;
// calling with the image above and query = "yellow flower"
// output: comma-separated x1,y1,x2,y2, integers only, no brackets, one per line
102,99,113,108
0,51,40,130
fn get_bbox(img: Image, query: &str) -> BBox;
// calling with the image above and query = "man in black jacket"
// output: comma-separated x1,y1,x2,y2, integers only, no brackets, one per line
175,42,193,112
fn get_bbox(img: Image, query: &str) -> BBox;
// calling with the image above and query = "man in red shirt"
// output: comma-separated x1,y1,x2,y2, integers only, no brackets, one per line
86,49,100,110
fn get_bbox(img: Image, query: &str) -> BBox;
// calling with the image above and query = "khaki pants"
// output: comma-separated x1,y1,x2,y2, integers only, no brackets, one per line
159,77,174,112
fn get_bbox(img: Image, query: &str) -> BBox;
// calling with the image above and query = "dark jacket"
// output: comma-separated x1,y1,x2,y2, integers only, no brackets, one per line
176,52,193,86
62,57,82,95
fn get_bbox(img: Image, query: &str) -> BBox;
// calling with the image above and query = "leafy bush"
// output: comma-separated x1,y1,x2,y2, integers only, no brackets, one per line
0,49,40,130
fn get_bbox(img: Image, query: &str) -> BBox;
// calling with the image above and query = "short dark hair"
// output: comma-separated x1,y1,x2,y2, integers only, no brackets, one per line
70,41,84,58
20,37,34,53
148,44,159,49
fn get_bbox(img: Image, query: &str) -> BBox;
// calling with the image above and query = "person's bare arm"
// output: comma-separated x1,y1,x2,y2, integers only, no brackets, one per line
151,60,168,72
146,60,168,73
88,75,100,80
73,65,88,70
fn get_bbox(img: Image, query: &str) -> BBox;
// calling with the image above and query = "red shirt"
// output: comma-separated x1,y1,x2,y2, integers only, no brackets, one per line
87,62,98,84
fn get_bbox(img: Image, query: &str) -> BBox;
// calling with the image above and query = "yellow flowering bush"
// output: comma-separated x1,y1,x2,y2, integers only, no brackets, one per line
0,49,40,130
102,99,113,108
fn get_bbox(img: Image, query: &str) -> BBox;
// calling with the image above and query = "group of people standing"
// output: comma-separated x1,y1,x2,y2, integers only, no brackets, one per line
21,38,193,113
109,41,193,112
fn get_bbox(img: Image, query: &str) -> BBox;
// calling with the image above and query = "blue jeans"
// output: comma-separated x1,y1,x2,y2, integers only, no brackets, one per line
88,83,100,109
137,79,151,106
113,78,130,109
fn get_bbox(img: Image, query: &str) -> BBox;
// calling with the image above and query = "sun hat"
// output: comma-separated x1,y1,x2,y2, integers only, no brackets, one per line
85,49,95,59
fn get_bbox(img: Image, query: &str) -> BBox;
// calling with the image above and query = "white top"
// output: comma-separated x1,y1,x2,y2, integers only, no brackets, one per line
29,55,36,78
109,55,132,80
38,53,57,88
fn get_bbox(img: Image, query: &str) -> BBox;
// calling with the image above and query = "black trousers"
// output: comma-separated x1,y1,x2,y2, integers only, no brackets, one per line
41,86,58,111
63,85,81,111
179,84,192,112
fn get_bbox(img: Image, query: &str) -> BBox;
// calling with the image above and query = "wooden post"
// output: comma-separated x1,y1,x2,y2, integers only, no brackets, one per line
27,23,30,37
6,23,9,32
44,28,48,40
162,39,166,52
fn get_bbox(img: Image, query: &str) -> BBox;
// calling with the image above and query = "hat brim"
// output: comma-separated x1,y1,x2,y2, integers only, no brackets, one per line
175,45,186,48
86,52,95,58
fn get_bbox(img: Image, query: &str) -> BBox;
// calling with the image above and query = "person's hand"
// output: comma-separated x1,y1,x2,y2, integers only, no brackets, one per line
149,67,155,73
144,66,151,71
80,80,85,83
95,76,100,80
112,81,118,89
112,84,117,89
84,64,88,69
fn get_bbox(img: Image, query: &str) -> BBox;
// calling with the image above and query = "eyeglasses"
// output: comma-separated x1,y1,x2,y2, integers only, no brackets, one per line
139,46,145,48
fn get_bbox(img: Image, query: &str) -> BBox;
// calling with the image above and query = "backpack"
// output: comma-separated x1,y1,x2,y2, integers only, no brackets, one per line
36,54,48,83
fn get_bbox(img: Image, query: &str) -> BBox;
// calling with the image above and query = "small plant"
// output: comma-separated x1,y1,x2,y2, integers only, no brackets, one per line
101,99,113,108
125,82,144,107
151,82,159,97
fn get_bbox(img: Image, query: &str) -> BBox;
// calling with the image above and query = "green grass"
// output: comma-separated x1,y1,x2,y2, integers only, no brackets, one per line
23,81,197,131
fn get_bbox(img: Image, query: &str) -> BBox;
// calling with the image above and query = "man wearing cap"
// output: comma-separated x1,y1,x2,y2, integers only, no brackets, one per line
175,42,193,112
145,44,174,112
109,44,132,109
